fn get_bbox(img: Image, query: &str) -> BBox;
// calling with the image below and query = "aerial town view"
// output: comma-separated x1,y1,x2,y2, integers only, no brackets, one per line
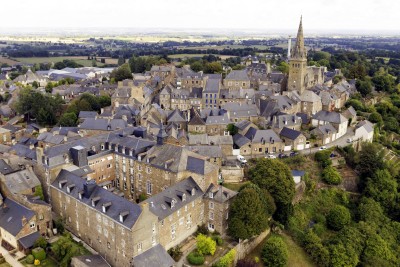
0,0,399,267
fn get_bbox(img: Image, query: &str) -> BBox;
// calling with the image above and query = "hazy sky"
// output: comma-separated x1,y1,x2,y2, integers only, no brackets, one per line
2,0,399,33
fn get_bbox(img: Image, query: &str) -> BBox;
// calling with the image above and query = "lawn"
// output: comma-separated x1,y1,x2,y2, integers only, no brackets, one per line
168,54,235,60
20,256,58,267
222,181,249,191
0,56,19,66
245,232,315,267
0,262,12,267
14,56,114,67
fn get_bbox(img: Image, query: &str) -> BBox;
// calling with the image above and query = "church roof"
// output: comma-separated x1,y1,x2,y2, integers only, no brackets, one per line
291,16,307,59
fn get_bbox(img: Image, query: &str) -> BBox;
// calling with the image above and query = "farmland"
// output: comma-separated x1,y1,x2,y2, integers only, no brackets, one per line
13,56,118,67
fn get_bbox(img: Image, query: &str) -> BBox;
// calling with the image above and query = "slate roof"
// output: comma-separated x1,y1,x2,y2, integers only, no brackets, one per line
0,159,13,174
300,90,321,102
292,170,305,177
205,114,229,125
131,244,175,267
52,170,142,229
312,110,347,124
18,231,40,249
296,112,310,124
187,146,223,158
71,255,111,267
205,184,237,203
356,120,374,133
37,132,65,145
225,70,250,81
143,144,216,175
234,120,252,131
0,198,35,236
145,177,203,220
80,118,127,131
224,103,258,118
273,114,302,129
204,78,221,93
280,127,303,140
270,95,297,110
2,169,41,195
79,111,98,119
244,127,282,143
188,111,206,126
167,109,186,123
233,133,251,147
311,124,337,136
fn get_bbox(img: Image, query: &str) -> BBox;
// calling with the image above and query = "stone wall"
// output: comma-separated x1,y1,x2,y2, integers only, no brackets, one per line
233,228,270,264
221,166,243,183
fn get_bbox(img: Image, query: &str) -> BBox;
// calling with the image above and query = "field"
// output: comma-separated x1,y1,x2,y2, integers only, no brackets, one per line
168,53,235,59
245,232,315,267
0,56,19,66
177,44,271,51
13,56,118,67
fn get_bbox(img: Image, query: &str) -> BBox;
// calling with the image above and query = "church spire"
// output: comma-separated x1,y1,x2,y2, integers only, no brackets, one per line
291,16,307,59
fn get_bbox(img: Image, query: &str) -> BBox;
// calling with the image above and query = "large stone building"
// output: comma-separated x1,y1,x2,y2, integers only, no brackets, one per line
287,17,325,94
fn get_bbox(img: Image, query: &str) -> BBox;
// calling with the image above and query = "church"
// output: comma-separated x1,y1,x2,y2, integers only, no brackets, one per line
287,17,325,94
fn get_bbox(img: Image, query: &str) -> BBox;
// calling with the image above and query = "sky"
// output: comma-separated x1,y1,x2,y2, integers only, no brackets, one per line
1,0,399,34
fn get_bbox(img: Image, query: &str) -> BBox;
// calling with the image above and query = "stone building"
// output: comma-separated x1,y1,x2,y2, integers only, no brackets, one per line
223,70,251,90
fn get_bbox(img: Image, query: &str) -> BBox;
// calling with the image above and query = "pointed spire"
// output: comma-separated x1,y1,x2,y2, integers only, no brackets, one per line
291,16,307,59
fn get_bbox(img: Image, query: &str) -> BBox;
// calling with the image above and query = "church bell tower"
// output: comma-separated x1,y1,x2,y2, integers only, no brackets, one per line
288,16,307,94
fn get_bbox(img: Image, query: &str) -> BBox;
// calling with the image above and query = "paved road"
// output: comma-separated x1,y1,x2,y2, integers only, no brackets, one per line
0,242,24,267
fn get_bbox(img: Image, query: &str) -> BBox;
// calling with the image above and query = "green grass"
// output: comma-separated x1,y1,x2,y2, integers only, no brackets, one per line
222,181,249,191
15,56,107,67
168,54,234,59
0,262,12,267
245,232,315,267
20,256,58,267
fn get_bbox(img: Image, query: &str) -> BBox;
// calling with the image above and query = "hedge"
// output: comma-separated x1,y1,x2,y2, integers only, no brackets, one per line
187,251,205,265
32,247,46,260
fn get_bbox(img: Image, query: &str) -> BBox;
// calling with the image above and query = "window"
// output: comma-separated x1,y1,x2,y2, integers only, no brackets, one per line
146,181,152,195
179,217,184,225
137,242,142,252
209,211,214,220
208,223,215,230
146,167,151,174
138,173,142,181
30,222,36,229
209,192,213,199
107,242,111,249
209,202,214,209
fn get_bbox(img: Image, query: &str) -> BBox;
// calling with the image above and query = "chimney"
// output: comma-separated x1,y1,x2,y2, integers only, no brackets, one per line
83,179,97,198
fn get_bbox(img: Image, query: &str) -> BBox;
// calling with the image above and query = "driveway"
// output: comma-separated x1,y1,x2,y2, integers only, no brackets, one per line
0,243,24,267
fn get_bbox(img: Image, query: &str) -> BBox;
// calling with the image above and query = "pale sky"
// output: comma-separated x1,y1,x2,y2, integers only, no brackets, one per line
1,0,399,33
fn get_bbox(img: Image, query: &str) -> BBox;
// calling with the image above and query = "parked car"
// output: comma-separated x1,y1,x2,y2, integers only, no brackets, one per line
278,153,288,158
265,154,277,159
290,151,299,157
319,146,327,150
346,138,353,143
237,155,247,164
330,153,337,158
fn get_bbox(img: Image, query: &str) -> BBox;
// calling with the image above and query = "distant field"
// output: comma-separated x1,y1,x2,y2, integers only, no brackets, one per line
177,44,271,51
376,57,390,63
14,56,118,67
168,54,235,59
0,56,19,66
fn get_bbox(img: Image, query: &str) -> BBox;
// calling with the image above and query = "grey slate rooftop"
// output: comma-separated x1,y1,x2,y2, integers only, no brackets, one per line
145,177,203,220
131,244,175,267
52,169,142,229
225,69,250,81
0,198,35,236
312,110,347,124
280,127,303,140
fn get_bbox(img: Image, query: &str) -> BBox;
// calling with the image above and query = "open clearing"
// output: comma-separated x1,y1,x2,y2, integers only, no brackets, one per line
0,56,19,66
168,54,235,59
14,56,118,67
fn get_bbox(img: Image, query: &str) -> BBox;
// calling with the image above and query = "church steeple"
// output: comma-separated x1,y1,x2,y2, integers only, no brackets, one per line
291,16,307,59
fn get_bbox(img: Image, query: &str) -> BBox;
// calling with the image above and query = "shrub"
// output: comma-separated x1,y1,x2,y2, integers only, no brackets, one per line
34,236,48,249
261,236,288,267
187,251,205,265
237,259,257,267
32,247,46,260
315,150,332,168
196,224,209,236
168,245,183,261
213,249,236,267
327,205,351,231
212,235,224,246
26,254,35,264
196,234,216,256
322,166,342,185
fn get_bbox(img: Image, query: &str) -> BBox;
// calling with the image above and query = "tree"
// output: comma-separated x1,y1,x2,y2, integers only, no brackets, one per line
190,61,203,72
322,166,342,185
34,237,48,249
261,236,288,267
196,234,216,256
228,188,269,240
276,62,289,74
327,205,351,231
110,63,133,82
356,80,372,96
368,112,383,125
356,142,384,180
372,73,395,92
328,242,359,267
226,123,238,135
248,158,295,224
314,150,332,168
204,62,222,74
59,112,78,127
117,56,125,66
32,81,39,89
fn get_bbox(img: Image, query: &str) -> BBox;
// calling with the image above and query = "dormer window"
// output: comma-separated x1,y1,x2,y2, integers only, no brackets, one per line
102,202,112,213
119,211,129,223
78,191,83,200
91,196,100,207
209,192,214,199
191,188,196,196
66,184,75,193
59,180,67,189
171,199,176,209
182,193,186,202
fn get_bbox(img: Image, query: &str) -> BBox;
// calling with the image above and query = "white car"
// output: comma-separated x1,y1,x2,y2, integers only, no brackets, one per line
346,138,353,143
237,155,247,164
265,154,277,159
319,146,327,150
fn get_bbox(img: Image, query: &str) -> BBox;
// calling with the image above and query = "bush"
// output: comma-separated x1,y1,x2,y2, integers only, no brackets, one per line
168,245,183,261
212,235,224,246
26,254,35,264
327,205,351,231
187,251,205,265
261,236,288,267
34,236,48,249
32,247,46,260
322,166,342,185
315,150,332,168
237,259,258,267
196,234,216,256
196,224,209,236
213,249,236,267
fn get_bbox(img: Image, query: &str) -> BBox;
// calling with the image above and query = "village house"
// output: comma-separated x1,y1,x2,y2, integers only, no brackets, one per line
312,110,348,138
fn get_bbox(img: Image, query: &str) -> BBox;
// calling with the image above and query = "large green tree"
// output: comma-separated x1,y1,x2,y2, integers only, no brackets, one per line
261,236,288,267
110,63,133,81
327,205,351,231
228,187,269,240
